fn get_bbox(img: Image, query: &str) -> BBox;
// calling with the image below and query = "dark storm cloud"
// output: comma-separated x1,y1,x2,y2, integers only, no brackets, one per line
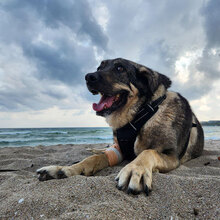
1,0,107,50
180,0,220,100
0,0,108,84
201,0,220,48
197,0,220,80
0,0,108,111
23,39,94,84
30,0,108,50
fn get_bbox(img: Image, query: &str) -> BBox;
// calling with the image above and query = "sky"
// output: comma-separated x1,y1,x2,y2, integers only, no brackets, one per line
0,0,219,128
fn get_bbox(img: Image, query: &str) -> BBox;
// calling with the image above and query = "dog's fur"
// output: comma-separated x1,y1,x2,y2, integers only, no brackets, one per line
37,58,204,195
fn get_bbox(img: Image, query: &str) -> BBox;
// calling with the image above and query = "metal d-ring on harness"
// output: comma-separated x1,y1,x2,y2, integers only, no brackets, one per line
116,95,167,161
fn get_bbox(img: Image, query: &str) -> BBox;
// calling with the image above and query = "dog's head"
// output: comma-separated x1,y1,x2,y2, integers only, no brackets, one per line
85,58,171,117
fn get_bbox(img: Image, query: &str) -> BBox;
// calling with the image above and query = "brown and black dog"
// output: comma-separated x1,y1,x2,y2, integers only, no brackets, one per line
37,58,204,195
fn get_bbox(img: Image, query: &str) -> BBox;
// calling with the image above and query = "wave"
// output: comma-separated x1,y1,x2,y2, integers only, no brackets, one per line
205,136,220,140
41,131,68,135
0,127,113,147
0,137,113,147
0,131,31,135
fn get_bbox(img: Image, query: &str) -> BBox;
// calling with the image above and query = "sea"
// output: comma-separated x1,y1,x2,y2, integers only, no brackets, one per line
0,126,220,148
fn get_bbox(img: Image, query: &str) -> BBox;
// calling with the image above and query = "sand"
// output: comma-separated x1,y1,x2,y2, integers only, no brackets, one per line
0,140,219,220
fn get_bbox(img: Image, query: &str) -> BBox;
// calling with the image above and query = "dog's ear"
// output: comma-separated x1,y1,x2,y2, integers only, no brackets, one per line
133,65,171,98
158,73,172,89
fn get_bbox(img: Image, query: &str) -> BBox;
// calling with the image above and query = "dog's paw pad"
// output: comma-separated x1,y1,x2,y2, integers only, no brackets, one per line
37,169,55,181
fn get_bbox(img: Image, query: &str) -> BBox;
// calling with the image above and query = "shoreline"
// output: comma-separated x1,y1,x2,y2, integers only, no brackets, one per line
0,140,219,219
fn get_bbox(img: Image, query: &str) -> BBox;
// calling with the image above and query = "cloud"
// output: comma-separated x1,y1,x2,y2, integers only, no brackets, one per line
0,0,108,111
99,1,205,63
0,107,107,128
201,0,220,48
0,0,220,127
190,79,220,121
177,0,220,100
0,0,109,83
0,43,92,111
198,0,220,79
1,0,108,49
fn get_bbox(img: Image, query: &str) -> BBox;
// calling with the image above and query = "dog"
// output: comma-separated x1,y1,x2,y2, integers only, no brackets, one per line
37,58,204,196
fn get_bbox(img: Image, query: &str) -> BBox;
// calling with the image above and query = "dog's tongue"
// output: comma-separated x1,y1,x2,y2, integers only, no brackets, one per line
93,95,115,112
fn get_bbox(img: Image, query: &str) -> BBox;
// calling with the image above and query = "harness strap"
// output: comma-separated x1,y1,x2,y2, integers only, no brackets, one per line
116,95,166,161
179,123,197,159
130,95,167,130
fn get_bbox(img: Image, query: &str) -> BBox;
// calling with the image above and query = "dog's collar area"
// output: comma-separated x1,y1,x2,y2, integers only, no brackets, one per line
129,95,167,131
116,95,167,161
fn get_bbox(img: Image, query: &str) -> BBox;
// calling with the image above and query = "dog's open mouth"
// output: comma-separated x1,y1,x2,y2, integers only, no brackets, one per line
91,91,128,115
93,94,120,112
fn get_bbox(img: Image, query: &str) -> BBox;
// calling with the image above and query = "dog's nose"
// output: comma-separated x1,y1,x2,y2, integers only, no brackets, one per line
85,73,99,83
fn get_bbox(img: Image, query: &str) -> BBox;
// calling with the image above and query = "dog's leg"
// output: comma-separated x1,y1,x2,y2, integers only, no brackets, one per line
115,149,179,195
37,153,109,181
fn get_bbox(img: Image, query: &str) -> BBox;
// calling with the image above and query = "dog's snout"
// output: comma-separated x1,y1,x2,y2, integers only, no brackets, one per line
85,73,99,83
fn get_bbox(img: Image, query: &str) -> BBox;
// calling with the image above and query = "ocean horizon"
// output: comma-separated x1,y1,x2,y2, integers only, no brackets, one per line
0,126,220,148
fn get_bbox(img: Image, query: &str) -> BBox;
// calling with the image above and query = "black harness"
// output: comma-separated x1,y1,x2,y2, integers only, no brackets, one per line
116,95,167,161
116,94,197,161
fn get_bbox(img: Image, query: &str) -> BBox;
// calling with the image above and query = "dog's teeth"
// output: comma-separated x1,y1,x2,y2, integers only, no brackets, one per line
114,94,120,101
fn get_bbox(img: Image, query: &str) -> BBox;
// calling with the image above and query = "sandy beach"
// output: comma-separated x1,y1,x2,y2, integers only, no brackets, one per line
0,140,219,219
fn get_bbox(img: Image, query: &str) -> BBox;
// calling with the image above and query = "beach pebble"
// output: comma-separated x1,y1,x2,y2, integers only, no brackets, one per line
18,198,24,204
193,208,199,216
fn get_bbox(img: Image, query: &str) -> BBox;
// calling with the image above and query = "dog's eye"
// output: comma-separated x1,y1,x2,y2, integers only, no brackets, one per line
116,66,124,72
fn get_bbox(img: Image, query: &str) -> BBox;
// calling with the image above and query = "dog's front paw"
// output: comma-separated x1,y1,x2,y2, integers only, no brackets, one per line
36,163,83,181
115,163,152,196
36,166,69,181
